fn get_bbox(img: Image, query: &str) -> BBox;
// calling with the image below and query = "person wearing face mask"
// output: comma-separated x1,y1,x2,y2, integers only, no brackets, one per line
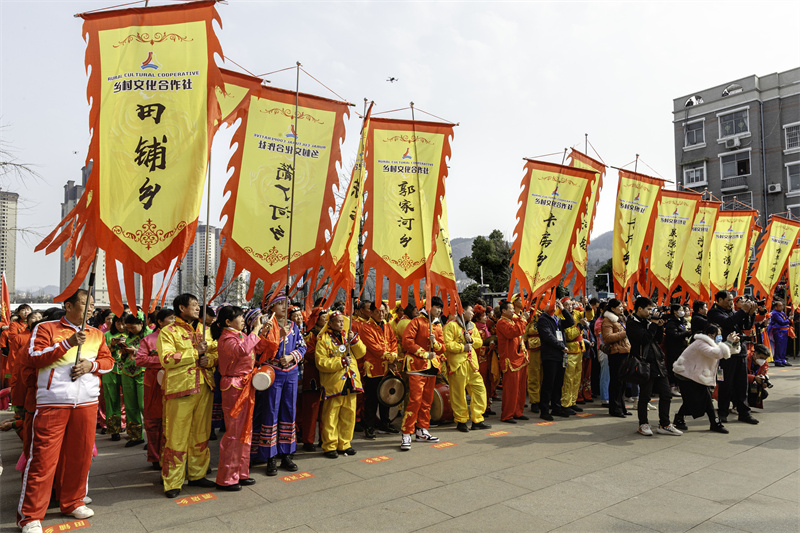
746,344,771,410
664,304,693,396
672,324,738,433
601,299,631,418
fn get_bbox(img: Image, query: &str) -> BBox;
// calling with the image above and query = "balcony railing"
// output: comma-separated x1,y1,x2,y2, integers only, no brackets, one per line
720,175,748,191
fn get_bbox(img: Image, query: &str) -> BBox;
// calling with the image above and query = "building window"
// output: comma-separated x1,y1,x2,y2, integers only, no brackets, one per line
788,163,800,194
722,191,753,210
685,121,705,147
788,204,800,222
718,109,749,138
785,123,800,152
721,151,750,178
683,162,707,187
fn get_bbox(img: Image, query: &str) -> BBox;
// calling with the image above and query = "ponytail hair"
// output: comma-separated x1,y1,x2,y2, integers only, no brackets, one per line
211,305,244,341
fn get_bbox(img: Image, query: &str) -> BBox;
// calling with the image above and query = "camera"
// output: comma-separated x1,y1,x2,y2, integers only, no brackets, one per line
761,374,773,388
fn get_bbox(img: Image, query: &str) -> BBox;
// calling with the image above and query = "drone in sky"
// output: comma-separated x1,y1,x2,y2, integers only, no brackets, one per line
386,77,398,83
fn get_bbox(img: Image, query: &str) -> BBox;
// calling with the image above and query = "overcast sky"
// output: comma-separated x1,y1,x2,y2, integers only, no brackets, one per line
1,0,799,292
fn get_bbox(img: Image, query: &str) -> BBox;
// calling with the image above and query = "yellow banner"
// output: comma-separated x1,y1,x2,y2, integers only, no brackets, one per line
567,149,604,295
429,192,460,314
36,1,223,313
361,118,453,310
647,190,700,302
751,216,800,304
708,211,756,294
217,68,254,125
612,171,664,303
679,201,720,301
509,161,594,303
787,247,800,306
216,82,350,303
317,104,372,311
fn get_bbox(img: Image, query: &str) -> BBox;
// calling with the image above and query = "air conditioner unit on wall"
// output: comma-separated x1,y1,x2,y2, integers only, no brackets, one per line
725,137,741,149
767,183,782,194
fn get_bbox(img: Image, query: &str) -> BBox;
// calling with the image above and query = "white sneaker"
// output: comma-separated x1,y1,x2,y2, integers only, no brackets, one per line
400,434,412,451
83,496,92,505
632,399,639,410
22,521,43,533
638,423,653,436
69,505,95,519
647,402,655,411
657,424,683,436
415,428,439,442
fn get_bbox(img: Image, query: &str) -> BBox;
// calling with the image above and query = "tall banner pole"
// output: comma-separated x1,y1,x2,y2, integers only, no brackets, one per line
200,155,212,336
410,102,434,345
72,250,99,381
284,62,301,302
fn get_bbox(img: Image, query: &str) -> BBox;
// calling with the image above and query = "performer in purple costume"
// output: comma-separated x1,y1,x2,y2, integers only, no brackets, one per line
251,291,306,475
767,300,792,367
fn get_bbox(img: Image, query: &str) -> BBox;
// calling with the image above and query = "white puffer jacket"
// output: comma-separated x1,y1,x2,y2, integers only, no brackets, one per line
672,334,737,386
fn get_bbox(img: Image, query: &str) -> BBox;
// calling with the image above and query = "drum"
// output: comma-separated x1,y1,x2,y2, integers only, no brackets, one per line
378,373,406,407
430,382,453,424
156,369,164,386
253,366,276,391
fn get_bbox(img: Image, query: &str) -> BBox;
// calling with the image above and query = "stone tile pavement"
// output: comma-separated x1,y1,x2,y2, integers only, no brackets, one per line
1,365,798,532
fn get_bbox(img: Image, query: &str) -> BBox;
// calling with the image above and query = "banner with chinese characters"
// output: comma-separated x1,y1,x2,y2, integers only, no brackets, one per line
427,192,460,314
361,118,453,310
612,170,664,305
678,201,720,301
35,1,223,313
646,190,700,303
787,245,800,307
750,216,800,306
566,149,604,296
707,210,757,295
316,103,372,313
508,160,594,306
215,76,349,305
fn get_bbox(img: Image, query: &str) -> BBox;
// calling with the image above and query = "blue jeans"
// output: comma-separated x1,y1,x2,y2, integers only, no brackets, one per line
599,356,610,402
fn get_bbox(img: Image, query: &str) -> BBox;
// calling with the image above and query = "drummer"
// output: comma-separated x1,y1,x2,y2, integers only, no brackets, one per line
315,310,367,458
359,301,400,440
210,306,273,490
400,297,446,451
443,303,492,432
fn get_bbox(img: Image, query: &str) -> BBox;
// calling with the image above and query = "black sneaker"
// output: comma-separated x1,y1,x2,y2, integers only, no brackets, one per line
673,418,688,431
530,404,540,413
125,439,144,448
484,409,496,416
539,413,554,421
323,450,338,459
239,478,256,486
111,433,121,442
471,421,492,430
785,361,793,367
456,422,470,432
266,458,278,476
710,423,729,434
377,423,400,434
215,483,242,492
302,443,316,452
570,405,584,413
364,427,377,440
280,455,298,471
738,414,759,425
513,415,530,421
341,447,357,456
164,489,180,498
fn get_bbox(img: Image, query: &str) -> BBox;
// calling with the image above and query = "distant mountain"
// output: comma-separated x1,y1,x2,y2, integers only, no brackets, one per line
450,237,475,281
587,230,613,263
17,284,60,296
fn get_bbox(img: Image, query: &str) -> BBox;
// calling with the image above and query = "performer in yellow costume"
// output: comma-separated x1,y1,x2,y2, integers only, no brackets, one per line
158,293,218,498
443,303,492,432
524,308,542,413
559,298,586,413
315,311,367,458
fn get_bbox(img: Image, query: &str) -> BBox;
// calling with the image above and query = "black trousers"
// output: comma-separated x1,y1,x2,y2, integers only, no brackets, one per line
362,376,390,429
638,372,672,427
676,379,718,425
607,352,626,415
539,359,565,415
717,356,750,418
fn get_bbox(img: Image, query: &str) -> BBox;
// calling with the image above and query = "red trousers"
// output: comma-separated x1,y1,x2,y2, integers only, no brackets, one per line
401,374,436,434
144,416,164,464
299,390,322,445
578,358,593,402
18,404,95,526
501,366,527,421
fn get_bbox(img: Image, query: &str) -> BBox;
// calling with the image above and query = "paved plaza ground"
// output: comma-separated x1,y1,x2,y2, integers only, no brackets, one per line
1,365,799,533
